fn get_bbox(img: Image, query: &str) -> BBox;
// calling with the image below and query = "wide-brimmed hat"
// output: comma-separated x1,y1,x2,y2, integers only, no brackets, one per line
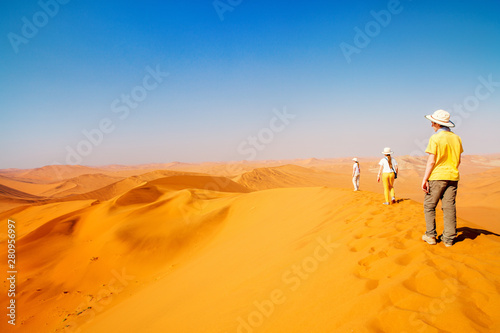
425,109,455,128
382,147,393,155
352,158,358,162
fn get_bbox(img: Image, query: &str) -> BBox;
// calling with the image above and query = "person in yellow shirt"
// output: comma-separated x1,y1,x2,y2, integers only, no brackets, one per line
421,110,464,247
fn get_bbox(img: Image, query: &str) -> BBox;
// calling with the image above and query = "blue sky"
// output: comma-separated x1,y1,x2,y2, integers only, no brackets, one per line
1,0,499,168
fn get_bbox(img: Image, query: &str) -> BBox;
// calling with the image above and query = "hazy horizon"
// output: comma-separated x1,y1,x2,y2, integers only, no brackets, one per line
2,152,500,172
2,0,500,169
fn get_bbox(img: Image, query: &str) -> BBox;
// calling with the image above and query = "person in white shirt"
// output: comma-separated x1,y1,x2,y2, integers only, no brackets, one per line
377,147,399,205
352,158,360,191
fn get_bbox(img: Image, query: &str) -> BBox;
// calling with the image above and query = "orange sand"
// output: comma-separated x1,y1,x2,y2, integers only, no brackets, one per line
1,155,499,333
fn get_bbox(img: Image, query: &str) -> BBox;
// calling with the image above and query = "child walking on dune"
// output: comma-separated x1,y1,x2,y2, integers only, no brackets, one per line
352,158,360,191
377,147,398,205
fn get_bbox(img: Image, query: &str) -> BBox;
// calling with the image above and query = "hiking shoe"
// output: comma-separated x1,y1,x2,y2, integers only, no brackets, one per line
444,241,453,247
391,199,396,204
422,234,437,245
383,202,390,205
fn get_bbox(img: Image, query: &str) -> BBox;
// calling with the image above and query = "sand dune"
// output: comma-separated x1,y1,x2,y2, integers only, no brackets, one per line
14,165,106,182
0,184,43,201
457,167,500,233
38,174,123,198
47,170,239,203
0,184,46,212
234,164,347,190
77,188,500,333
0,200,95,242
1,156,499,333
0,175,63,197
0,170,200,212
51,177,146,203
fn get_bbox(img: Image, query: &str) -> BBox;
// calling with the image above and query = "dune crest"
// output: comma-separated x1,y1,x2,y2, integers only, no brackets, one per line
234,164,347,190
1,156,499,332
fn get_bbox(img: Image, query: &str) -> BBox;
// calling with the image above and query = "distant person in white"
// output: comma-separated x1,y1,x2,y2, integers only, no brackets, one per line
352,158,360,191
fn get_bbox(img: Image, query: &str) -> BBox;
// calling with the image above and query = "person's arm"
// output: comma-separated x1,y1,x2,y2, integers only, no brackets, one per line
377,164,383,183
421,153,436,193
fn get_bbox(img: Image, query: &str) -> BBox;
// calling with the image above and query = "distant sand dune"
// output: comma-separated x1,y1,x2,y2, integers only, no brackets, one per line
0,175,62,196
15,164,106,182
39,173,123,198
0,184,45,212
1,156,499,332
234,164,347,190
0,184,42,200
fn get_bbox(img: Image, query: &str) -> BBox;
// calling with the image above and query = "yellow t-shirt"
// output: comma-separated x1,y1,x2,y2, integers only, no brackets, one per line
426,130,464,181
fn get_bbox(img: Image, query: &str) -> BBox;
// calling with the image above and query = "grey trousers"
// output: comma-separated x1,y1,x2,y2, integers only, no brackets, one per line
424,180,458,243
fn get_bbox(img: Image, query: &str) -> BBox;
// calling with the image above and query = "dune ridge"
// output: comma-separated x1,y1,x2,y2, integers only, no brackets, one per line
0,184,43,201
1,156,499,333
233,164,346,191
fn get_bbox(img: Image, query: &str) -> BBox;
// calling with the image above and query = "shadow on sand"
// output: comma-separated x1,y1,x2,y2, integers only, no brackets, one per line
454,227,500,244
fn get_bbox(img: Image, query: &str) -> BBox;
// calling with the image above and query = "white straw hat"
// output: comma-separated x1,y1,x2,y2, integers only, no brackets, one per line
352,158,358,162
425,109,455,128
382,147,393,155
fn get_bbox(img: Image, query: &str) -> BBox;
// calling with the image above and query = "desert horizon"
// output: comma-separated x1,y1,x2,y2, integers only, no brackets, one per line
3,1,500,332
1,154,499,332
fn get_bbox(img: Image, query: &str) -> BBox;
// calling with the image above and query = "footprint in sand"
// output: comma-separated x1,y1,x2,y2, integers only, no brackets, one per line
348,238,373,252
358,250,388,267
354,233,363,240
395,253,412,266
377,230,399,238
363,217,375,227
365,279,379,291
352,271,380,292
390,239,407,250
403,228,422,240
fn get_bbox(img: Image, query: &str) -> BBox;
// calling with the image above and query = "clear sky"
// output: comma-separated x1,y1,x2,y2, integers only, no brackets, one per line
1,0,500,169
